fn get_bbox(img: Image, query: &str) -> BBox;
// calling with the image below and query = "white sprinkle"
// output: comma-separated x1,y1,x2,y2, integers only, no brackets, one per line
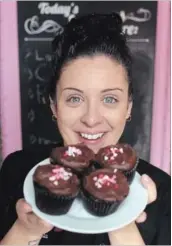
63,176,69,180
95,182,102,189
67,146,82,157
52,169,58,173
49,176,56,181
104,156,108,161
93,177,98,181
113,169,117,173
53,181,58,186
104,175,109,179
119,148,124,153
114,153,118,157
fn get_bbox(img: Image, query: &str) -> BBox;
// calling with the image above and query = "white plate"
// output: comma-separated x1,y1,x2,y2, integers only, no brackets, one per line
23,158,148,234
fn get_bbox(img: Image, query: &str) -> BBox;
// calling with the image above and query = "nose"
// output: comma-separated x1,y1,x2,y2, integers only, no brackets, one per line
80,101,103,128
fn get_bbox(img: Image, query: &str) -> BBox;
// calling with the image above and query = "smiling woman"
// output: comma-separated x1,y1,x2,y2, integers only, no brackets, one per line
50,55,132,154
0,13,170,245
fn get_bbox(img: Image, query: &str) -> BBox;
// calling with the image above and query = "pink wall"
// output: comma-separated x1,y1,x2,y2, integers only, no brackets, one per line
0,2,22,158
150,1,171,174
0,1,171,173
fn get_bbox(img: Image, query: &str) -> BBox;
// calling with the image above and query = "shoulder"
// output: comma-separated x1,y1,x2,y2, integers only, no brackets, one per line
0,144,59,182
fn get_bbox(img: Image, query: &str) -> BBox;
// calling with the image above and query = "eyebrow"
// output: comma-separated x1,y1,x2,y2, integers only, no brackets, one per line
101,88,123,93
63,87,83,93
63,87,123,93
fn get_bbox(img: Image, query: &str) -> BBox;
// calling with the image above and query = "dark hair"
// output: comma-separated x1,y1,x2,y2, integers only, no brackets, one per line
48,12,133,101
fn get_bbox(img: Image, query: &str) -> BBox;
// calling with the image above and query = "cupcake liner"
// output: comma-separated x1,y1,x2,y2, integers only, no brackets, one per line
122,158,139,184
90,160,102,170
33,181,77,215
81,161,98,176
81,187,121,216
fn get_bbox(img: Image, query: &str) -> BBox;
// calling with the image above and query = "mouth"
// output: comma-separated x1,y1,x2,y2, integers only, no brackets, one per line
78,132,105,144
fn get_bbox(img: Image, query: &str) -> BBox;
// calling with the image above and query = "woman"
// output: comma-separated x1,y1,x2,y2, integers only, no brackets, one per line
0,13,170,245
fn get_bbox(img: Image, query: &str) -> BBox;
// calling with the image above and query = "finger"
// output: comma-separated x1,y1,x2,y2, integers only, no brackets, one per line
27,212,39,225
17,199,51,227
136,211,147,223
40,220,54,230
16,198,33,223
26,211,53,230
16,198,32,214
141,174,157,204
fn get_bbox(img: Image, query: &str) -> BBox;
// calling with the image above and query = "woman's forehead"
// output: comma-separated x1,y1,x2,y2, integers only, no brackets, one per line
58,55,128,89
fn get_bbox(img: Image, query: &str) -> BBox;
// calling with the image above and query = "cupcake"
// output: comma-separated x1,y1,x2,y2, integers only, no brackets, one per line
50,145,95,174
96,144,138,183
81,168,129,216
33,164,80,215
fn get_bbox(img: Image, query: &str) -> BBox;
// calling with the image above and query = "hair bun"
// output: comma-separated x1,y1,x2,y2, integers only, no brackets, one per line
91,12,123,33
110,12,123,32
68,12,123,36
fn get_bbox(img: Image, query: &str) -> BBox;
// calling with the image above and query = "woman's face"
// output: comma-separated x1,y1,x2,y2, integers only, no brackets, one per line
51,55,132,154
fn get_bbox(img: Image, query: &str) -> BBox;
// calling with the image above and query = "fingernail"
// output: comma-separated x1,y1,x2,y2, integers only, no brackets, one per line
142,174,150,182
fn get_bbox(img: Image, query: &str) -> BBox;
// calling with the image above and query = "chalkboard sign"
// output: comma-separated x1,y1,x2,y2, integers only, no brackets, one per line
17,1,157,161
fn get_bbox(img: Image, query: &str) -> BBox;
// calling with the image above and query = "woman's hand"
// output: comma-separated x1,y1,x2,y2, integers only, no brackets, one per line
16,198,53,238
108,174,157,245
136,174,157,223
1,199,54,245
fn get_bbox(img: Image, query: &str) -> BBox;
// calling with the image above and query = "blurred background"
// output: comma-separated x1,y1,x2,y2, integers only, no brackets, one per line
0,1,170,174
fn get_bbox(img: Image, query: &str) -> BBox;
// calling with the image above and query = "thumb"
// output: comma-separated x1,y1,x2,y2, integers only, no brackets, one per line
16,198,32,214
141,174,157,204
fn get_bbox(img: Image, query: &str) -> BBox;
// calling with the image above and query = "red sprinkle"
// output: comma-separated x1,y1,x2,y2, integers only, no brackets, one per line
107,149,111,154
98,174,104,178
63,152,68,157
52,169,59,173
114,184,119,189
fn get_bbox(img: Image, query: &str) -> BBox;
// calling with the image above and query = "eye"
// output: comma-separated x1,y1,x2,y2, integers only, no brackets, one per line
66,96,83,104
103,96,118,104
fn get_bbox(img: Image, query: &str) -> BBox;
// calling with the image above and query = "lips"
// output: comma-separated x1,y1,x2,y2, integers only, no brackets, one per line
77,132,106,146
80,132,104,140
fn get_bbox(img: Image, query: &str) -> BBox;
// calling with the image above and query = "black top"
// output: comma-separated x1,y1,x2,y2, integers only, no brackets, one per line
0,145,171,245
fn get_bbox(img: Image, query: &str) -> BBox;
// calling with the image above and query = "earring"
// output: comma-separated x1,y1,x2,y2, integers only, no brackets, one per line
127,115,131,122
52,115,57,122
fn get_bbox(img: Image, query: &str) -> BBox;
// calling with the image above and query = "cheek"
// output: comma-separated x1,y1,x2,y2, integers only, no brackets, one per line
109,114,127,130
56,103,82,126
103,104,128,125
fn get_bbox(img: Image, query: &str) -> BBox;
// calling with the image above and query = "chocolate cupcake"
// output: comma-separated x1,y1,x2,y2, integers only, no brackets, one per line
81,168,129,216
33,164,80,215
96,144,138,183
50,145,95,174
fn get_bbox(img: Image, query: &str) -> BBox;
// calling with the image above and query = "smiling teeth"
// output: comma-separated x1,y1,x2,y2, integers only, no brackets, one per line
80,133,104,140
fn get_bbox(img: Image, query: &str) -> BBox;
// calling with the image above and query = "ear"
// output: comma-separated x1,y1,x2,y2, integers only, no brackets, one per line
126,100,133,119
49,97,57,118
